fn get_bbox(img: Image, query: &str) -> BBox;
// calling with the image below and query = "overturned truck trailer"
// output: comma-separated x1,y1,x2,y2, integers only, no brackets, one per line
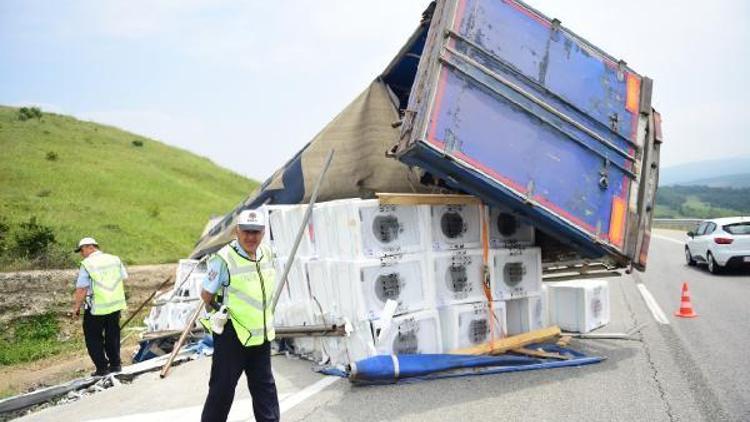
193,0,661,273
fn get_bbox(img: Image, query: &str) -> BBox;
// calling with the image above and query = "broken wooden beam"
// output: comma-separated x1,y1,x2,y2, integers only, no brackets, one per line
556,335,572,347
450,326,562,355
510,347,570,360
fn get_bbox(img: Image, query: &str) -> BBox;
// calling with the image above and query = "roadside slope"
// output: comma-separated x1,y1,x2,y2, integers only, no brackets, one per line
0,106,257,267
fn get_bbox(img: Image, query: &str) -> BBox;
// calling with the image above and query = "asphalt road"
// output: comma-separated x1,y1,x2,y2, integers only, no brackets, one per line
635,230,750,421
17,229,750,422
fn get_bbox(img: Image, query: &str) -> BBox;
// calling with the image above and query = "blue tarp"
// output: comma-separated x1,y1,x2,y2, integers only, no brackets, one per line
319,344,603,385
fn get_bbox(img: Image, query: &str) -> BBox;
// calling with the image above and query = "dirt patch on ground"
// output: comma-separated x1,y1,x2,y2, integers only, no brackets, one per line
0,263,177,397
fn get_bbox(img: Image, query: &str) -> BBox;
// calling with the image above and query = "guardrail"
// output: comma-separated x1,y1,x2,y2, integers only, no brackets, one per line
653,218,702,232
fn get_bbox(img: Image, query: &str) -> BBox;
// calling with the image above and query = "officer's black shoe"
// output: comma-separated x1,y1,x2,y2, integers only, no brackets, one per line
91,369,109,377
109,365,122,373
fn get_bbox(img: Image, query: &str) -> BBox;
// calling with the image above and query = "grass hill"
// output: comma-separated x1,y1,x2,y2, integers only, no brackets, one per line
0,106,257,270
655,185,750,219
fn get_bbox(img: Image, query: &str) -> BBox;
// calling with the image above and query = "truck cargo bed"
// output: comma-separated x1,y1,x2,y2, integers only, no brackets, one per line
389,0,661,270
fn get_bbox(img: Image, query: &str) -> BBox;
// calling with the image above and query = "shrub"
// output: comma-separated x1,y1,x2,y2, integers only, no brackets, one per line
102,223,122,232
0,313,75,365
46,151,58,161
147,204,160,218
13,313,59,342
13,217,57,259
36,189,52,198
132,139,144,147
17,107,42,121
0,218,9,256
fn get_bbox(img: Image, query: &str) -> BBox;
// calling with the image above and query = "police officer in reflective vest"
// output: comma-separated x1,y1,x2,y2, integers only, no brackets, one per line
200,209,279,422
71,237,128,376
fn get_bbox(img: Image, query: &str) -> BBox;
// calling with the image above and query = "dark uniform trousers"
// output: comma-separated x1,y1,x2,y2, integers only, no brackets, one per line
201,321,280,422
83,309,121,372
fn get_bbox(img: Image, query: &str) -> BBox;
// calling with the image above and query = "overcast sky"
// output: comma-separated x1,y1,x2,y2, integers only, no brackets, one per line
2,1,748,181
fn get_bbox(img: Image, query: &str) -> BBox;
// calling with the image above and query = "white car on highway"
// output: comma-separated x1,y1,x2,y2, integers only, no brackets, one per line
685,217,750,273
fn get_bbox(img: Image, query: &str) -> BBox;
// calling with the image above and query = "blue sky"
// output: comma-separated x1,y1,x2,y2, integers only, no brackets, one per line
2,1,748,181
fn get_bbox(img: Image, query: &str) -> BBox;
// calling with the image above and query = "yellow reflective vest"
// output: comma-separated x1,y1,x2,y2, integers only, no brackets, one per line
206,244,276,347
81,252,127,316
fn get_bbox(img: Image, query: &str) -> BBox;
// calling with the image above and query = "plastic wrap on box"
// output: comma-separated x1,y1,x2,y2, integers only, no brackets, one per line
306,259,343,323
266,204,294,257
283,204,317,258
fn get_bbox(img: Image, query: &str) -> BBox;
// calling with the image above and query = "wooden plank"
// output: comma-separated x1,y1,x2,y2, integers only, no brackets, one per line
450,326,562,355
376,193,482,205
160,303,203,378
556,335,572,347
511,347,570,360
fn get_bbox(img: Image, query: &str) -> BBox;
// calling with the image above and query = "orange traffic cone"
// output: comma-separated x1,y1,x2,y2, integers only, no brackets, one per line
674,282,698,318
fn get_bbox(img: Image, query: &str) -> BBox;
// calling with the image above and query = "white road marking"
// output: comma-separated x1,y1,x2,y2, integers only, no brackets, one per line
87,376,340,422
637,284,670,325
278,375,340,414
652,234,685,246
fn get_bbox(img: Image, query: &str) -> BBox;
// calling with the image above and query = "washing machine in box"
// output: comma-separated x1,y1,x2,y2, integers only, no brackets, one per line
503,295,545,336
265,204,294,257
311,199,356,258
490,247,542,300
374,310,442,355
439,301,506,352
430,249,486,306
343,199,425,258
272,257,294,305
540,283,550,328
281,204,317,258
487,205,535,248
426,204,481,250
329,199,360,258
311,202,333,258
275,257,312,304
547,279,610,333
305,259,343,323
336,254,428,321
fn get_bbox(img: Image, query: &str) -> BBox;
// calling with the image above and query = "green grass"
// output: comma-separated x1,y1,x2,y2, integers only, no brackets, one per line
0,106,257,268
0,313,81,366
656,195,743,219
655,185,750,219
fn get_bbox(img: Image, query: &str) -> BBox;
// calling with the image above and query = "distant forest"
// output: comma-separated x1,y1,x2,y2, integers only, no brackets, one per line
656,185,750,218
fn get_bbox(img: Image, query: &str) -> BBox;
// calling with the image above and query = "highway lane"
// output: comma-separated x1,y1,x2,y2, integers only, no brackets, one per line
641,230,750,421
